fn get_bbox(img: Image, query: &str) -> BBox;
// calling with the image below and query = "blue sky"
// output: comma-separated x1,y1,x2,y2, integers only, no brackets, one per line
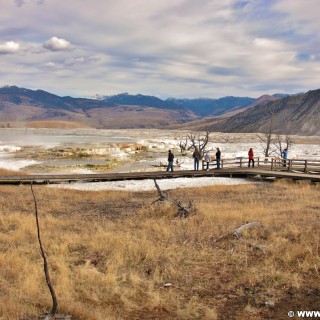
0,0,320,99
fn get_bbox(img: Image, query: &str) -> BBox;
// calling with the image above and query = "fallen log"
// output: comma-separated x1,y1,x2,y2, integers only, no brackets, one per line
213,221,262,243
212,221,264,254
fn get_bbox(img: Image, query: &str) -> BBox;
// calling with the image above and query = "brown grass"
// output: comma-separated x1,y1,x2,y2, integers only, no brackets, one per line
0,180,319,319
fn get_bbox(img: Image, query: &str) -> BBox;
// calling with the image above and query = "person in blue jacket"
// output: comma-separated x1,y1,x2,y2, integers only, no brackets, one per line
281,148,288,167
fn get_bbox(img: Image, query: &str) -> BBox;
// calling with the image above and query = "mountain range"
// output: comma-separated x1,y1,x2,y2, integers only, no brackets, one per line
204,89,320,135
0,85,319,135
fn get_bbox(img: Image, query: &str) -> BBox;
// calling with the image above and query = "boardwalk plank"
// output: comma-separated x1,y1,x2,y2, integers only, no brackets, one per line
0,167,320,185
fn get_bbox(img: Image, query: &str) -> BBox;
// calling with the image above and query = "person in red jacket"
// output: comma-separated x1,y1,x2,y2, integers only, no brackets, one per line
248,148,254,168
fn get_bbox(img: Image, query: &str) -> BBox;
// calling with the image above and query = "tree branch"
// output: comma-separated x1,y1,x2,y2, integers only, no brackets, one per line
152,179,196,218
31,182,58,319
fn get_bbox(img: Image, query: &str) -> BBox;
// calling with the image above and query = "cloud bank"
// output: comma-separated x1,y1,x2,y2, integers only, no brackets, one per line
1,0,320,98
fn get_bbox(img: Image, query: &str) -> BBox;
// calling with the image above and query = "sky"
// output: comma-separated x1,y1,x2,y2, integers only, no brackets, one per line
1,0,320,99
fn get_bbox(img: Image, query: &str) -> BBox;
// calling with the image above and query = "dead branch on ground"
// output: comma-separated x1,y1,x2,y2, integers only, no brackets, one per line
213,222,262,242
212,221,265,254
152,179,196,218
152,178,169,203
174,199,195,218
31,182,58,320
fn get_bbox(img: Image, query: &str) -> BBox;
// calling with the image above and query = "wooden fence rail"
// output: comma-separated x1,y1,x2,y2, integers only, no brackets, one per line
271,158,320,173
203,157,320,174
202,157,271,170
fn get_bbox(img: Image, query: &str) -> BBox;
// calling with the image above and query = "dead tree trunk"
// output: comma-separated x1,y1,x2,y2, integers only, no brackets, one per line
31,183,58,319
152,179,196,218
152,179,169,202
187,128,211,157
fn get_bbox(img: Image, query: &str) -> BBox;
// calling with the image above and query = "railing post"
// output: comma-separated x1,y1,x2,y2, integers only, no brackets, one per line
304,160,307,173
288,159,292,171
221,159,224,169
240,157,242,168
257,157,260,167
271,158,274,170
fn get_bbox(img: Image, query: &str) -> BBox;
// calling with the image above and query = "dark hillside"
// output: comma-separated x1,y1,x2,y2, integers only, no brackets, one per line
207,89,320,135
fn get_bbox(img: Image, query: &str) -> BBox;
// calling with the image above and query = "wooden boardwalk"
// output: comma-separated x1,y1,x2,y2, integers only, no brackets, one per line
1,166,320,185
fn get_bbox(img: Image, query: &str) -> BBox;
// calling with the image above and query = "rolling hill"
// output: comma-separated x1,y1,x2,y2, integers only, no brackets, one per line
203,89,320,135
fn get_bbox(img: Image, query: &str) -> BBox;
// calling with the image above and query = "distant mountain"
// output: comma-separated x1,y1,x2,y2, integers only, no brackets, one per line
0,86,256,128
98,93,169,109
167,96,254,116
96,93,255,116
3,85,315,134
0,86,196,128
205,89,320,135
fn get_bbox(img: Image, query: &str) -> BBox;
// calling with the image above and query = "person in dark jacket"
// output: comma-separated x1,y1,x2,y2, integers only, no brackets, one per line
216,147,221,169
248,148,254,167
166,150,174,172
192,147,201,170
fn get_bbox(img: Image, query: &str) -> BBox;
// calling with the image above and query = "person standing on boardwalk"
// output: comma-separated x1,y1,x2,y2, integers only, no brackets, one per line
193,147,201,170
204,151,211,170
166,150,174,172
281,148,288,167
216,147,221,169
248,148,254,168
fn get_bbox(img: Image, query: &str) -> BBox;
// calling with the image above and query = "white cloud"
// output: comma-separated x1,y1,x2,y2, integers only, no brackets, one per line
43,37,71,51
1,0,320,98
0,41,20,54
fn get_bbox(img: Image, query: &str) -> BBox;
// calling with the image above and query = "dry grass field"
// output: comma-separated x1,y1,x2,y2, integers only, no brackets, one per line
0,180,319,319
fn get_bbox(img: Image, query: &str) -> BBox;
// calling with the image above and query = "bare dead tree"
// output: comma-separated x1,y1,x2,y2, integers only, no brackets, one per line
258,111,294,159
31,183,58,320
177,128,212,158
187,128,211,157
152,179,196,218
221,133,231,143
258,113,276,157
177,136,188,154
274,134,293,157
285,135,293,150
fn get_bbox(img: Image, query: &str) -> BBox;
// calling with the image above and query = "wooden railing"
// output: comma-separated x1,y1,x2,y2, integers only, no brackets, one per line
270,158,320,173
202,157,320,174
202,157,270,170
